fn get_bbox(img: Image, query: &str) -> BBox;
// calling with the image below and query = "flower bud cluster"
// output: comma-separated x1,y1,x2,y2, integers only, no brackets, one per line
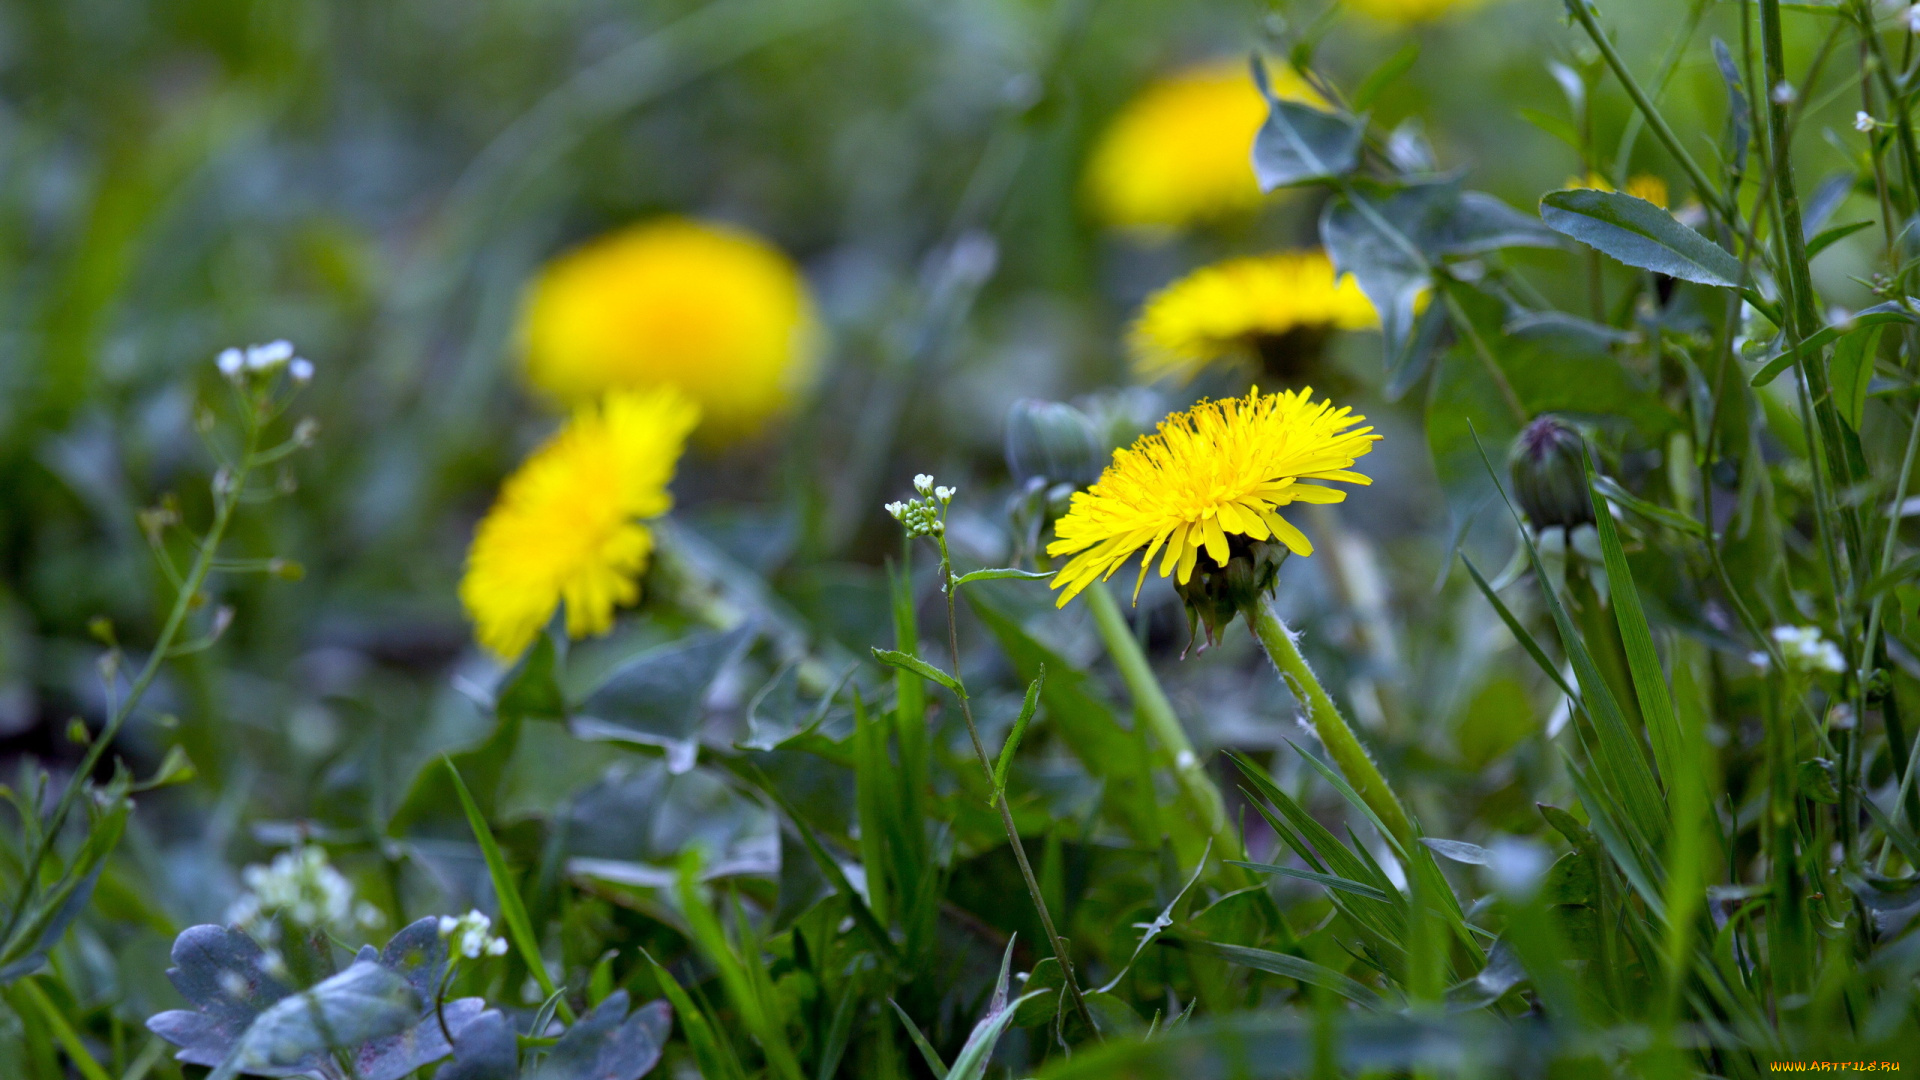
1755,625,1846,676
224,846,383,940
885,474,956,538
437,909,509,959
216,340,313,383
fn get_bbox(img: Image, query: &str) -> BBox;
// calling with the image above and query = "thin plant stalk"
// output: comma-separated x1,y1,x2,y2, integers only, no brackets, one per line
0,391,265,946
1246,599,1416,854
1082,583,1231,844
932,532,1098,1036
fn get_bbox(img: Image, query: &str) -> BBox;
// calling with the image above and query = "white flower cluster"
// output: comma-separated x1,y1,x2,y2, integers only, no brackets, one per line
216,340,313,383
224,846,383,940
885,474,956,538
438,909,509,959
1753,625,1846,676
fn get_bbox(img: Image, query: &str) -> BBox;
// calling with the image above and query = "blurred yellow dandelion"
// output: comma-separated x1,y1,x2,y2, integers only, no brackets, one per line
521,218,818,438
1047,387,1378,607
1345,0,1484,23
460,388,699,661
1085,62,1324,230
1129,251,1378,382
1566,172,1669,209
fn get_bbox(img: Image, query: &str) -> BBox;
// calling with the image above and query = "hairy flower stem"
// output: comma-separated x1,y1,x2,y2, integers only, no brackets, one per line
0,397,262,947
1247,600,1415,855
935,537,1097,1037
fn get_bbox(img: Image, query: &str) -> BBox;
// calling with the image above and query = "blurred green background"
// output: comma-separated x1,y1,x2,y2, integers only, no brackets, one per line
1,0,1906,1074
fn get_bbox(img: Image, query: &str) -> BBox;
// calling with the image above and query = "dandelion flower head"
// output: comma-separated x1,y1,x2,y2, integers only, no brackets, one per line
1129,251,1378,382
1566,172,1670,209
1047,387,1378,606
1345,0,1484,24
1085,62,1324,231
522,218,819,438
460,388,699,661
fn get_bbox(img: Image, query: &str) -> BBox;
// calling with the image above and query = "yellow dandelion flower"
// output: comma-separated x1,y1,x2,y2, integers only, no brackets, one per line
460,388,699,661
521,218,819,439
1047,387,1378,607
1565,172,1670,209
1129,251,1379,382
1345,0,1483,23
1085,62,1325,230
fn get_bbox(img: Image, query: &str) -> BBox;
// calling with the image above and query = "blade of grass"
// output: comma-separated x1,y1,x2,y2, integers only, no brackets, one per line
888,998,949,1079
642,949,749,1080
445,755,574,1023
1584,449,1684,786
18,978,113,1080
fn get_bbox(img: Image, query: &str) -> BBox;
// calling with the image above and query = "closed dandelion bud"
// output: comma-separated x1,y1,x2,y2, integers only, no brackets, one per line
1005,399,1102,488
1509,415,1592,531
1173,536,1289,647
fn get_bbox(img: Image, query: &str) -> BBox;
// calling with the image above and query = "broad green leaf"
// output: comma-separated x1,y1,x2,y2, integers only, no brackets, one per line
1832,323,1884,431
1250,58,1363,189
1539,188,1742,286
1749,301,1913,387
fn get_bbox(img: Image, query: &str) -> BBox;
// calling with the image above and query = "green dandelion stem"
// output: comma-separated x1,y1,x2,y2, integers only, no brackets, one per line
1247,600,1415,854
1084,582,1232,844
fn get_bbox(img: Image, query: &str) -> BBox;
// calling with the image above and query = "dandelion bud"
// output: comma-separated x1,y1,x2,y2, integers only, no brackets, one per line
1509,415,1593,532
1173,536,1289,647
1005,399,1102,488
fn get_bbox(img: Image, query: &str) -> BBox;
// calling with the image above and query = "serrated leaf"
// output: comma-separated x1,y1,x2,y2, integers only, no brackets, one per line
1539,188,1742,286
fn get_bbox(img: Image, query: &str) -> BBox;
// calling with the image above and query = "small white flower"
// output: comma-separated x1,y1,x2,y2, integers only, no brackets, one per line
934,485,955,503
1908,4,1920,33
438,909,506,960
1769,625,1846,675
1857,111,1877,133
245,340,295,371
913,474,935,495
1771,81,1796,105
225,845,360,937
216,348,245,378
289,357,314,383
884,501,907,520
